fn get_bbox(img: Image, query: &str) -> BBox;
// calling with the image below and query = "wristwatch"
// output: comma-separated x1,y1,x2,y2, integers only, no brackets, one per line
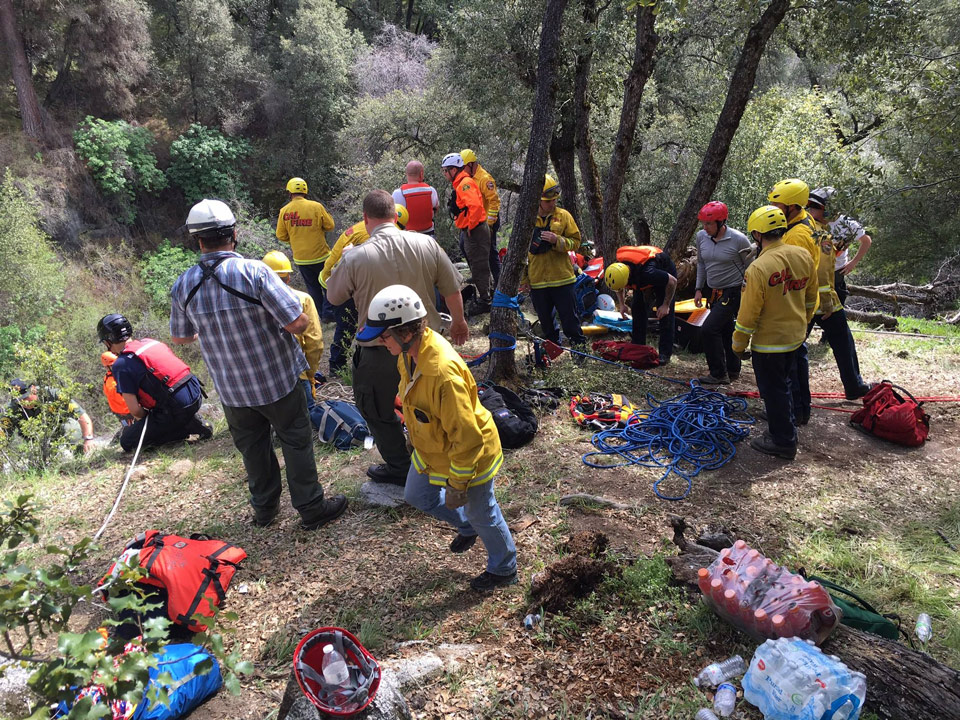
83,435,94,441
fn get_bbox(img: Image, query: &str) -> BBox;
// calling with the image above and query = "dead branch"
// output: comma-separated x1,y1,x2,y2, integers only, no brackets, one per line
844,308,898,329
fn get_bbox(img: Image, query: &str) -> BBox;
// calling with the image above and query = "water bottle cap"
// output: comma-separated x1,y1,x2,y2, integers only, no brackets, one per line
323,644,334,654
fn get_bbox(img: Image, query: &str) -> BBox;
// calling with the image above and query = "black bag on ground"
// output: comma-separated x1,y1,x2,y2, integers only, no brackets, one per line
478,383,538,448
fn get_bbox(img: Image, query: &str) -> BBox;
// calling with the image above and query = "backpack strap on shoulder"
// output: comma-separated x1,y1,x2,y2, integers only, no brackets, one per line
184,256,264,309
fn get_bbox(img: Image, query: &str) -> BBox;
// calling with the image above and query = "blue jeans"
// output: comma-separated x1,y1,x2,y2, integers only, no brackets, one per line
403,466,517,576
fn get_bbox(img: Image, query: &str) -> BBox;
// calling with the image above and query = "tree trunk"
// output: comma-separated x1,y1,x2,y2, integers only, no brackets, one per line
549,101,580,226
665,516,960,720
598,4,658,265
663,0,791,258
844,308,898,329
405,0,414,29
573,0,603,246
488,0,569,382
0,0,50,143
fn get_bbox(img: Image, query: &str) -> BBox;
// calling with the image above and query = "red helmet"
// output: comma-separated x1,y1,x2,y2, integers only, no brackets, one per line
698,201,728,222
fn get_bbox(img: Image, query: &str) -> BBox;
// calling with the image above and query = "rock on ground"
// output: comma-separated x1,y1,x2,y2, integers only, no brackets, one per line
359,481,406,508
0,663,34,718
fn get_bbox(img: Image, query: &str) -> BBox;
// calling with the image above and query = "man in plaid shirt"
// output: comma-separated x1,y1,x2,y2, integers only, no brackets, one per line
170,199,347,530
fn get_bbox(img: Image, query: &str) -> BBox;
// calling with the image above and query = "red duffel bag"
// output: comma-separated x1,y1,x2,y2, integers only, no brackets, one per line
850,381,930,447
590,340,660,369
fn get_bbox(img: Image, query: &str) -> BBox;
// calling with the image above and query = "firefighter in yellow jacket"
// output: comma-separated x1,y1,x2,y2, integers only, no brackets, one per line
262,251,325,425
358,284,517,593
768,178,820,426
805,187,872,400
524,175,586,346
461,148,502,287
276,177,336,320
733,206,817,461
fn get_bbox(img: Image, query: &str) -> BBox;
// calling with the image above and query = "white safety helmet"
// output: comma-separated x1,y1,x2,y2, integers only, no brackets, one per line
808,186,838,209
596,294,616,312
441,152,464,169
186,199,236,238
356,285,428,342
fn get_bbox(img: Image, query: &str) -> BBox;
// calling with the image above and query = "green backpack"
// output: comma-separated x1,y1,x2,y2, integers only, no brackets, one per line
809,575,904,642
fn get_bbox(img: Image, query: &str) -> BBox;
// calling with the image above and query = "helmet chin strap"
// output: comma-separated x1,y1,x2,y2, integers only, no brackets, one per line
710,221,726,241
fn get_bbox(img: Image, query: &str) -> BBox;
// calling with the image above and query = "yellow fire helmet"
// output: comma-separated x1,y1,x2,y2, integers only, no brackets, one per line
286,177,308,195
768,178,809,207
459,148,478,164
747,205,788,235
262,250,293,275
395,204,409,228
604,262,630,291
542,174,560,201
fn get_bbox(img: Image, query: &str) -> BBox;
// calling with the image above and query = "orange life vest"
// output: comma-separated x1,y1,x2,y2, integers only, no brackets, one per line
103,371,130,416
615,245,662,266
399,182,436,232
120,339,195,410
101,530,247,631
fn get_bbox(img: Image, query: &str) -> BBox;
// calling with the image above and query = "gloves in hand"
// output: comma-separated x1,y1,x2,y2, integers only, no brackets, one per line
444,487,468,510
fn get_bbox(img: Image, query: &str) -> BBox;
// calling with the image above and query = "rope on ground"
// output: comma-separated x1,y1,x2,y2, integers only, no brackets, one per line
582,385,753,501
314,380,355,403
93,414,149,542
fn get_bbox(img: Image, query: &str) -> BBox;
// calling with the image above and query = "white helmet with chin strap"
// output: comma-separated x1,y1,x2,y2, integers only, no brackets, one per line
186,199,236,239
441,152,464,169
356,285,427,348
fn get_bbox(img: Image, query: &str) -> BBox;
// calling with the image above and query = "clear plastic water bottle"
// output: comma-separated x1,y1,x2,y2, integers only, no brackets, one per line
693,655,746,687
916,613,932,643
713,683,736,717
695,710,719,720
523,613,541,630
321,644,349,686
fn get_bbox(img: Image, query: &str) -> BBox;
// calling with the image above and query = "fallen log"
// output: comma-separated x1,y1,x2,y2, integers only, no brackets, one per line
665,516,960,720
844,307,898,329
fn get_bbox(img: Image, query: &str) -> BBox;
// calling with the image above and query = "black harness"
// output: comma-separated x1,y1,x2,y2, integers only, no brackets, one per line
183,256,263,309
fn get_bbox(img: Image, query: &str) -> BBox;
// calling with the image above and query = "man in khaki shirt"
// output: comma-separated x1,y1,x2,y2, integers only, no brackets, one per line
327,190,468,484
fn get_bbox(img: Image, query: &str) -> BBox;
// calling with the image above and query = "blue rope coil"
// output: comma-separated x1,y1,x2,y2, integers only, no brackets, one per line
582,385,754,501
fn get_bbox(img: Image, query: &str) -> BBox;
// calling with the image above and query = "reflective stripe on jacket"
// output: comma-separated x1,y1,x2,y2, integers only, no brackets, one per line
276,197,336,264
452,170,486,231
399,327,502,490
399,183,436,232
526,208,581,289
810,216,842,315
473,165,501,224
732,239,818,354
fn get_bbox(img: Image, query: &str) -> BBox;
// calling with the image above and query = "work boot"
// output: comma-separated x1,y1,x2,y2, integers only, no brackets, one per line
845,383,874,401
794,408,810,426
469,570,518,592
366,463,407,486
750,432,797,460
450,533,477,554
300,495,348,530
698,374,730,386
252,506,279,528
466,299,492,317
728,371,741,382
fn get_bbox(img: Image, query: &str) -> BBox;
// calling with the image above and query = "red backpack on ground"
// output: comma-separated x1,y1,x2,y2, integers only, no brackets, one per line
850,381,930,447
590,340,660,369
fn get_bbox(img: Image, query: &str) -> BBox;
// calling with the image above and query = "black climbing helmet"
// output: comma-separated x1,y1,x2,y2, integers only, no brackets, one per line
97,314,133,344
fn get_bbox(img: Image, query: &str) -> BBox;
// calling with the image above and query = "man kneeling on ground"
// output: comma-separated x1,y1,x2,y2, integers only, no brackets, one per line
97,313,213,452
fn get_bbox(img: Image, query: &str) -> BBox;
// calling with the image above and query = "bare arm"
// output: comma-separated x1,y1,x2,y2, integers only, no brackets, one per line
284,313,309,335
443,291,469,345
79,412,95,453
171,334,197,345
841,234,872,275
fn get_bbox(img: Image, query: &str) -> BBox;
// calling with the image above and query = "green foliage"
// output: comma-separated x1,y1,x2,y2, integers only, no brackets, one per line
0,172,65,327
167,124,251,203
0,324,47,382
0,495,251,717
73,117,167,223
140,241,199,310
0,334,86,471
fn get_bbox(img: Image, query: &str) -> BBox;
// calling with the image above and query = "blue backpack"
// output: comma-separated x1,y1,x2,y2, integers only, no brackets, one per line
573,272,599,320
311,400,370,450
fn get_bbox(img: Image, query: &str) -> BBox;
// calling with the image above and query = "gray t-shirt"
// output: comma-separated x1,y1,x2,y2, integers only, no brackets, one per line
326,223,463,346
695,226,754,290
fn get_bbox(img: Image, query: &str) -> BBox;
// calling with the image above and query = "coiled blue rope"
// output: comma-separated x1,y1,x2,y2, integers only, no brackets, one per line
582,385,754,501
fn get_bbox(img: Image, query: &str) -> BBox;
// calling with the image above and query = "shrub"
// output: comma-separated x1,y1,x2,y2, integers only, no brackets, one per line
73,117,167,223
0,171,65,327
140,241,199,310
167,124,251,204
0,333,86,471
0,495,251,714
